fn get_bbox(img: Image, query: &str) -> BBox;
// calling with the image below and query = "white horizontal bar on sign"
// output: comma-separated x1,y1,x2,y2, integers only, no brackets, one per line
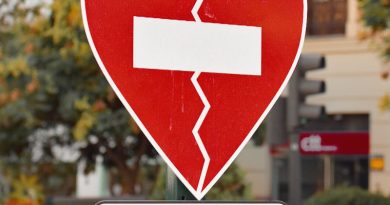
133,16,262,76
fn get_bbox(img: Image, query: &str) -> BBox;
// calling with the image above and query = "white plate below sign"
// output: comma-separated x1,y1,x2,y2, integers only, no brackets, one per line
99,203,284,205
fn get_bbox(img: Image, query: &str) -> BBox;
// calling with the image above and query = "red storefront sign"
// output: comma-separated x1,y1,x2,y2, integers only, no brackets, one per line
299,132,369,155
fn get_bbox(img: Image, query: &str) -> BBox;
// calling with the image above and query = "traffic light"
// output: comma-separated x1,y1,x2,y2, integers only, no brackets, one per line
287,53,326,131
286,53,326,205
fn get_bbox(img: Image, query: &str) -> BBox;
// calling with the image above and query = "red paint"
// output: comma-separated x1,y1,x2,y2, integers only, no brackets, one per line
82,0,305,197
299,132,370,155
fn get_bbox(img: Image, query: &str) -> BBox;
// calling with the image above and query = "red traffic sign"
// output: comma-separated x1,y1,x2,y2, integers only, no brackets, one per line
300,132,370,155
82,0,306,199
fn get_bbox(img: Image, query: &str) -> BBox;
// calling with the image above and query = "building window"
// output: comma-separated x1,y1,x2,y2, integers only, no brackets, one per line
307,0,348,36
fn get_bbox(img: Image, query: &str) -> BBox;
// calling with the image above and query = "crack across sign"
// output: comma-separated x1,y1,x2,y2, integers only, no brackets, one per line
190,0,211,195
131,0,261,199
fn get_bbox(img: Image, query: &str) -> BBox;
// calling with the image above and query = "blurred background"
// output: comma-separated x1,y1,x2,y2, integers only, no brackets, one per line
1,0,390,205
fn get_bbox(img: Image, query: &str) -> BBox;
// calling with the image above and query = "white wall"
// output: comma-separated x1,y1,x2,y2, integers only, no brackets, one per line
76,156,110,198
236,142,272,199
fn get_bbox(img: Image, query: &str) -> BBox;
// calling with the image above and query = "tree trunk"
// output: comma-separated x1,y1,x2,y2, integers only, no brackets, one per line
118,167,137,195
105,132,149,195
105,147,136,195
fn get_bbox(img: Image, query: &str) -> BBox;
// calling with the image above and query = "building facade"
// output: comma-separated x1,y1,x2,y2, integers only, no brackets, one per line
237,0,390,200
304,0,390,196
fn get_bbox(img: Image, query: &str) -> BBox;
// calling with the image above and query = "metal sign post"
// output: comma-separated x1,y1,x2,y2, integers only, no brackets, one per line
166,168,196,200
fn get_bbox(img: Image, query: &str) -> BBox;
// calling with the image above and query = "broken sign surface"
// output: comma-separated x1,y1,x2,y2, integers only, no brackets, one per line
81,0,306,199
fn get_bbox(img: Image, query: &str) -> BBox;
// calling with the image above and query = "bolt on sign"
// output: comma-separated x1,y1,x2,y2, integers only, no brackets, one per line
82,0,306,200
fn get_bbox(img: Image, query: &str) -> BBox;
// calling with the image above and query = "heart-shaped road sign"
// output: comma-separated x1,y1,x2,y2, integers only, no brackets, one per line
81,0,306,200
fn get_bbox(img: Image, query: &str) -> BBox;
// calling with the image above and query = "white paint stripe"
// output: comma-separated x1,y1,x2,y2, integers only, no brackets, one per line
191,0,203,22
133,17,262,76
191,72,210,193
190,0,211,195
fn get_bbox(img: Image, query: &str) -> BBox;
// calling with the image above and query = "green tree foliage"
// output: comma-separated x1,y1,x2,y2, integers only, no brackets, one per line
0,0,156,195
149,164,253,200
359,0,390,31
360,0,390,110
359,0,390,59
205,163,253,200
0,0,253,199
306,187,390,205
